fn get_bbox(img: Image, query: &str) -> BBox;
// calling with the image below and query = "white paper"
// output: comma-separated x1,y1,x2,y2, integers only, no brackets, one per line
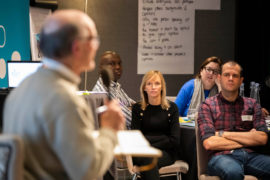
115,130,161,157
91,130,161,157
137,0,221,74
138,0,195,74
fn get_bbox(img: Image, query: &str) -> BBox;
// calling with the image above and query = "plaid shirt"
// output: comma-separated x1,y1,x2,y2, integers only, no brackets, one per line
198,93,268,158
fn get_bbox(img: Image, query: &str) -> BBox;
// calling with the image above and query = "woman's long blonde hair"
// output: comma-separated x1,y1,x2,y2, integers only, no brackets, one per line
140,70,170,110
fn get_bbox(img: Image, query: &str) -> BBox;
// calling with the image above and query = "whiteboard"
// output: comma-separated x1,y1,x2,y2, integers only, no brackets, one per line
137,0,220,75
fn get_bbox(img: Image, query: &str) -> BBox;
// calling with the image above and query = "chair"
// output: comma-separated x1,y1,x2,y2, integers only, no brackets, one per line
114,156,133,180
0,134,24,180
195,120,258,180
130,159,189,180
159,160,189,180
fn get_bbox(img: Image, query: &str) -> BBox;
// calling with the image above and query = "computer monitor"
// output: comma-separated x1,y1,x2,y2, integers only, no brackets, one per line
7,61,42,88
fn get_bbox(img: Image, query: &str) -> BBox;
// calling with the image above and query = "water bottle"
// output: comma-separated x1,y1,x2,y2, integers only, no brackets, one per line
239,83,245,97
250,81,255,98
254,83,260,104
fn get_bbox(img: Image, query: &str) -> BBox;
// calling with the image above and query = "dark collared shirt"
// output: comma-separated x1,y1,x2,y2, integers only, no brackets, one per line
198,93,268,157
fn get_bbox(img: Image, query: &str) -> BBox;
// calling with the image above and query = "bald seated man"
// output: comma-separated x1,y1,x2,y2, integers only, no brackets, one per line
93,51,135,129
3,9,125,180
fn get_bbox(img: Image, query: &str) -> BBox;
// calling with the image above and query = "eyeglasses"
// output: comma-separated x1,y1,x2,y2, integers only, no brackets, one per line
204,67,220,75
78,35,100,45
89,36,100,44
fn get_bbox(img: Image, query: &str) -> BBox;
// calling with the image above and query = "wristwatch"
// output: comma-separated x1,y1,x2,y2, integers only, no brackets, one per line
218,130,224,137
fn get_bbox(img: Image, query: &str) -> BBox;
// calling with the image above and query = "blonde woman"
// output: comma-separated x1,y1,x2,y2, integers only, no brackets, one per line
131,70,180,180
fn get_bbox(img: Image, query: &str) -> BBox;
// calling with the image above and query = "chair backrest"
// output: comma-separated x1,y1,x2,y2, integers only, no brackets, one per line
195,119,210,178
0,134,24,180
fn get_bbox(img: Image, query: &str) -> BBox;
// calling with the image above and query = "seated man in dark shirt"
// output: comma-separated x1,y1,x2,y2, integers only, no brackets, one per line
198,61,270,180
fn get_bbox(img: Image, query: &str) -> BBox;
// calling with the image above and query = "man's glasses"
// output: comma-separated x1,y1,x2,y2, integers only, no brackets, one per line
204,67,220,75
78,35,100,45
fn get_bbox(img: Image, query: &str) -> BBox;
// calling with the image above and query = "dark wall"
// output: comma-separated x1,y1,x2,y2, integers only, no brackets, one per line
60,0,236,101
235,0,270,87
234,0,270,110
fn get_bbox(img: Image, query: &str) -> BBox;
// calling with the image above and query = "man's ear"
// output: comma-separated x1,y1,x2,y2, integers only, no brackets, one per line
240,77,244,84
71,40,80,56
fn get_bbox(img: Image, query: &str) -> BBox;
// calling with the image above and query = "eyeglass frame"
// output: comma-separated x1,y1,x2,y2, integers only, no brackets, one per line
77,35,100,45
203,67,220,75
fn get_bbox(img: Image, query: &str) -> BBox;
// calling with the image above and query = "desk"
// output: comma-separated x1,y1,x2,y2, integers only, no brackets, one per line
179,125,197,180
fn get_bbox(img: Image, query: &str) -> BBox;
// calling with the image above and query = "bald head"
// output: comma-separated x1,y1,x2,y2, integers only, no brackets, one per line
39,9,97,60
99,51,123,82
43,10,96,36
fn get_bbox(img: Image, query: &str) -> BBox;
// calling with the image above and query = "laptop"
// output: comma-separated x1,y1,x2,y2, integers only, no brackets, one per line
7,61,42,89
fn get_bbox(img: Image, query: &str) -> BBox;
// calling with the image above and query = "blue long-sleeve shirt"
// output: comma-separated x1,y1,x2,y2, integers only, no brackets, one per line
175,79,210,116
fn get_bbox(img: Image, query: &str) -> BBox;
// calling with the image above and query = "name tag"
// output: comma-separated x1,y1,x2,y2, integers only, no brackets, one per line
241,115,253,121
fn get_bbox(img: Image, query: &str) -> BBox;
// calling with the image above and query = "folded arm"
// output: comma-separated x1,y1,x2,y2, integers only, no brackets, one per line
222,129,268,146
203,136,243,151
203,129,268,151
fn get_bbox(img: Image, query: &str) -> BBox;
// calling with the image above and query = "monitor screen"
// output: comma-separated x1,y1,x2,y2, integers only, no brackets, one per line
7,61,42,88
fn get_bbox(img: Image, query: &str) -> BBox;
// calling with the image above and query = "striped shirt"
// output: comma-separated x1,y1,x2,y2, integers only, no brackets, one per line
198,93,268,158
92,77,135,129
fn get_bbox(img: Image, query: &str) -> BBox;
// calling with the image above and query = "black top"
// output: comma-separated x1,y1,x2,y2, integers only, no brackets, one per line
131,101,180,158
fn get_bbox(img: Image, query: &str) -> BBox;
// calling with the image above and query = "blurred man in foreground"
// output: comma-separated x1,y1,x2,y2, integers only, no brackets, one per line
3,9,125,180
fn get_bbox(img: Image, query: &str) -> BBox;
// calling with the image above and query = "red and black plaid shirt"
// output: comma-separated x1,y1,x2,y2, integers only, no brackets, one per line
198,93,268,157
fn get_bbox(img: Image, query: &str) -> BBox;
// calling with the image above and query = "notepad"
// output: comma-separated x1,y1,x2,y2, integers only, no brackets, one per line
92,130,162,157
